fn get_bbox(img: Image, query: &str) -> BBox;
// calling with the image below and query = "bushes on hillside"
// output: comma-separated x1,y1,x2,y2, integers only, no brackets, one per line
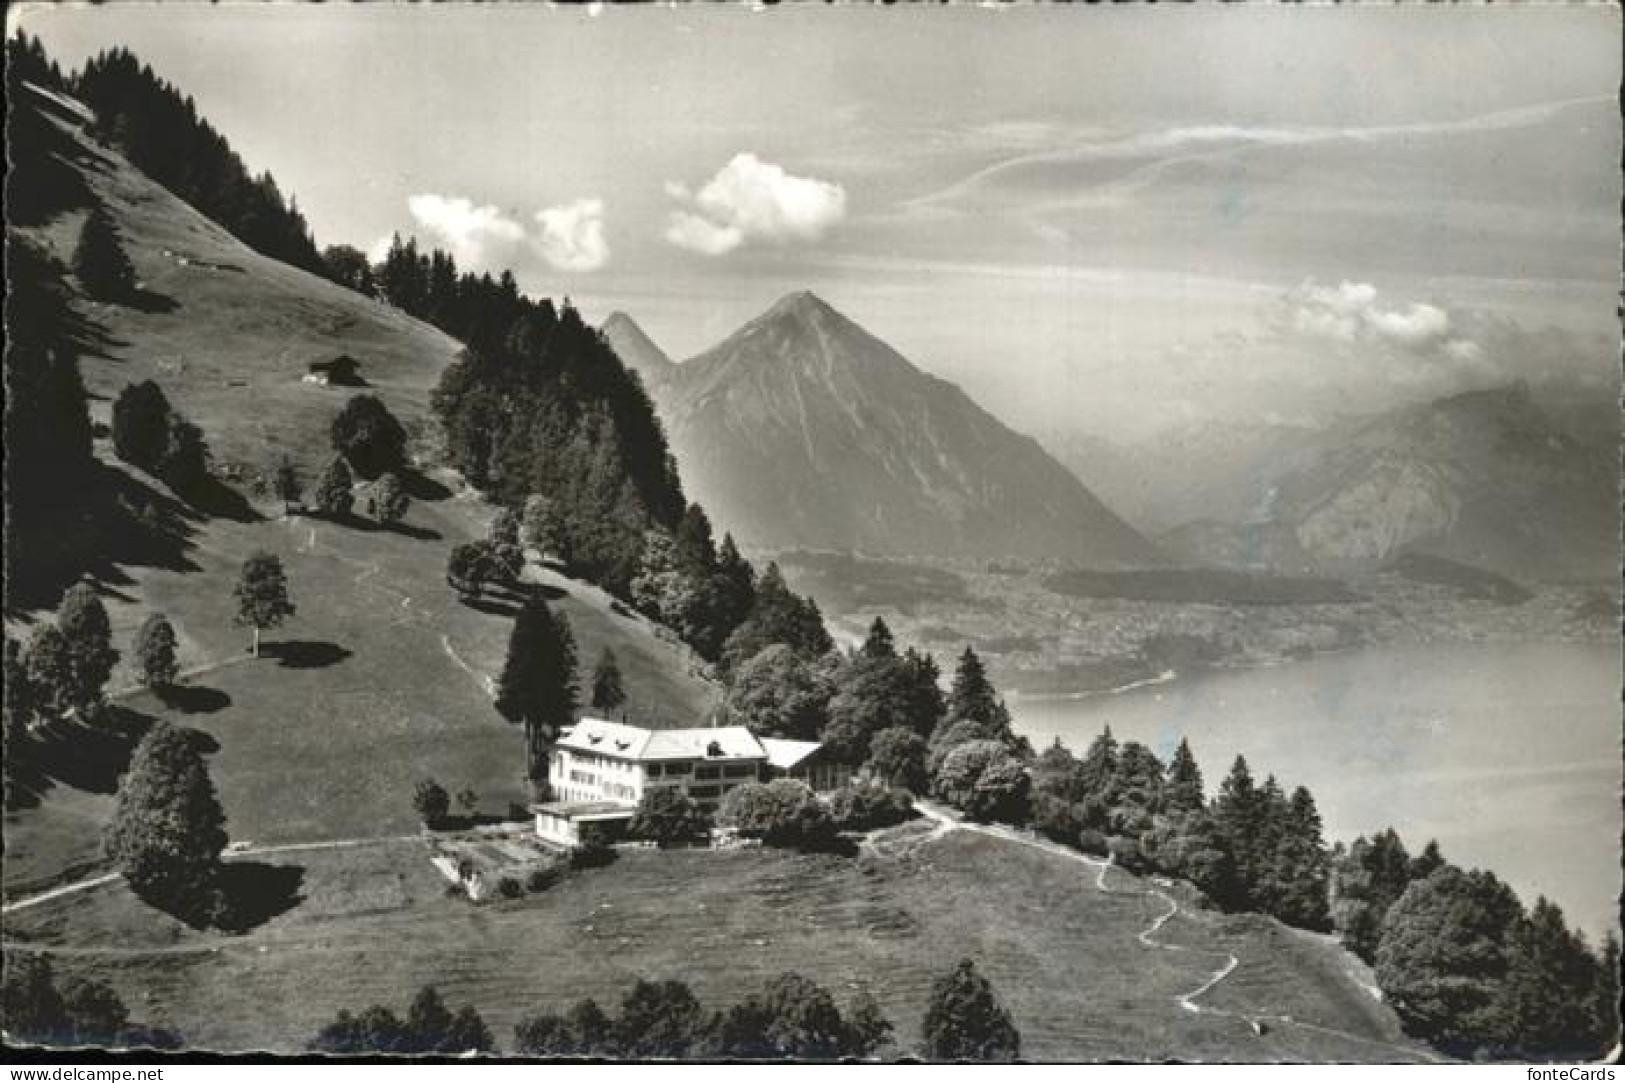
512,973,892,1060
627,787,711,849
932,740,1029,825
717,780,838,852
0,954,180,1049
828,782,913,832
412,779,450,828
310,985,495,1055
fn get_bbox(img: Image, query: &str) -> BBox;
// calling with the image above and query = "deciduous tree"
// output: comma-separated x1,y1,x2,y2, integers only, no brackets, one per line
232,551,295,657
104,721,228,924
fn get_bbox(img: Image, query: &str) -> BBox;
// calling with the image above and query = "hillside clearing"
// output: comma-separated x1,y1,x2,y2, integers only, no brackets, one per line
3,824,1427,1061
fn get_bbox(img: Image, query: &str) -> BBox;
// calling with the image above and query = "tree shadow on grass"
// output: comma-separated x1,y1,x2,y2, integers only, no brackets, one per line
29,706,158,796
155,684,232,715
345,515,442,542
262,639,352,670
402,470,453,503
119,286,179,315
214,861,305,934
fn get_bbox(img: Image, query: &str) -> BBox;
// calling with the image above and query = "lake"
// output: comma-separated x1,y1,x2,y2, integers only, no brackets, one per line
1010,640,1623,941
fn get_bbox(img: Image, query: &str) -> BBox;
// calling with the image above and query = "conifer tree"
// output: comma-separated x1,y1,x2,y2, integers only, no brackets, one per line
590,647,626,714
24,624,76,720
73,205,136,300
272,455,302,514
946,647,1008,730
132,613,180,690
1164,736,1205,812
311,456,354,518
1076,726,1119,808
921,958,1021,1061
58,583,118,717
862,617,896,660
495,600,578,781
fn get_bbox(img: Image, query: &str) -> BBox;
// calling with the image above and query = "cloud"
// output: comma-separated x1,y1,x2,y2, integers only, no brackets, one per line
407,193,526,270
665,153,846,256
534,197,609,272
664,211,744,257
1289,280,1469,356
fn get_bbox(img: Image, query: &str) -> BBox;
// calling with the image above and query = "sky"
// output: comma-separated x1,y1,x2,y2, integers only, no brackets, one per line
14,3,1622,442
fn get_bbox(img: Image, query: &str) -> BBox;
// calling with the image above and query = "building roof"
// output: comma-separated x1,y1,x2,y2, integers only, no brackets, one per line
532,799,636,821
759,738,822,770
557,718,769,763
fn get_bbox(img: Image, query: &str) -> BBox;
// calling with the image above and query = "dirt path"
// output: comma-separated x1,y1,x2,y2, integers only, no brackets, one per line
910,802,1441,1063
1,834,426,918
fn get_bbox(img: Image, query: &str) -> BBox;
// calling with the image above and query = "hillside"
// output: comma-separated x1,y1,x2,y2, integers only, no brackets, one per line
649,293,1157,565
4,80,721,899
1157,385,1617,583
2,820,1428,1061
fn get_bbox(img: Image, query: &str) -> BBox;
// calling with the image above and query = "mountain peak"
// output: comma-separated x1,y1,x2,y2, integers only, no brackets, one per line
765,289,836,321
600,310,674,383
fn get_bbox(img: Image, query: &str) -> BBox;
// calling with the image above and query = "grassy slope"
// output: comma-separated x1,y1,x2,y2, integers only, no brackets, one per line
4,91,720,897
4,826,1426,1062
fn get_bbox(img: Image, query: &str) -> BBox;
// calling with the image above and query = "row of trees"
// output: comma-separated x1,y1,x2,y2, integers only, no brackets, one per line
3,236,96,592
429,298,684,598
310,985,495,1056
69,43,332,279
1331,830,1619,1059
312,959,1016,1061
1,954,180,1050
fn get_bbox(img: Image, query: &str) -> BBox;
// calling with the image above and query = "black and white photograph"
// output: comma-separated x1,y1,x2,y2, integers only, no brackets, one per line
2,2,1620,1067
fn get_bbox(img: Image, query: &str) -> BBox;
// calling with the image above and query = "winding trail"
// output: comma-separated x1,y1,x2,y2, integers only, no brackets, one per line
910,802,1442,1063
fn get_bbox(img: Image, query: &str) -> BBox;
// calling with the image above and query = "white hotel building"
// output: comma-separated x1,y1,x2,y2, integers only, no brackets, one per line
533,718,850,847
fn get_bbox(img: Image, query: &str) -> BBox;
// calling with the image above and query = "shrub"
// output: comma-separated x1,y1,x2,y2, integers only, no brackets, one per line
627,787,711,849
1076,829,1109,857
413,779,450,827
571,838,618,869
828,782,913,832
1108,835,1150,874
718,780,839,851
526,864,563,893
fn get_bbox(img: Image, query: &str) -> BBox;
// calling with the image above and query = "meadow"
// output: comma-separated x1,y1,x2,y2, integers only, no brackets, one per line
4,822,1428,1062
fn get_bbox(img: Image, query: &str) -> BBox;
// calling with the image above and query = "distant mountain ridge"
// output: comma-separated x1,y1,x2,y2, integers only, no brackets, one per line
610,295,1157,565
1159,382,1617,582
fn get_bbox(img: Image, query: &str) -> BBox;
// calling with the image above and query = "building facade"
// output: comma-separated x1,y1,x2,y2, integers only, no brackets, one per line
533,718,852,847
